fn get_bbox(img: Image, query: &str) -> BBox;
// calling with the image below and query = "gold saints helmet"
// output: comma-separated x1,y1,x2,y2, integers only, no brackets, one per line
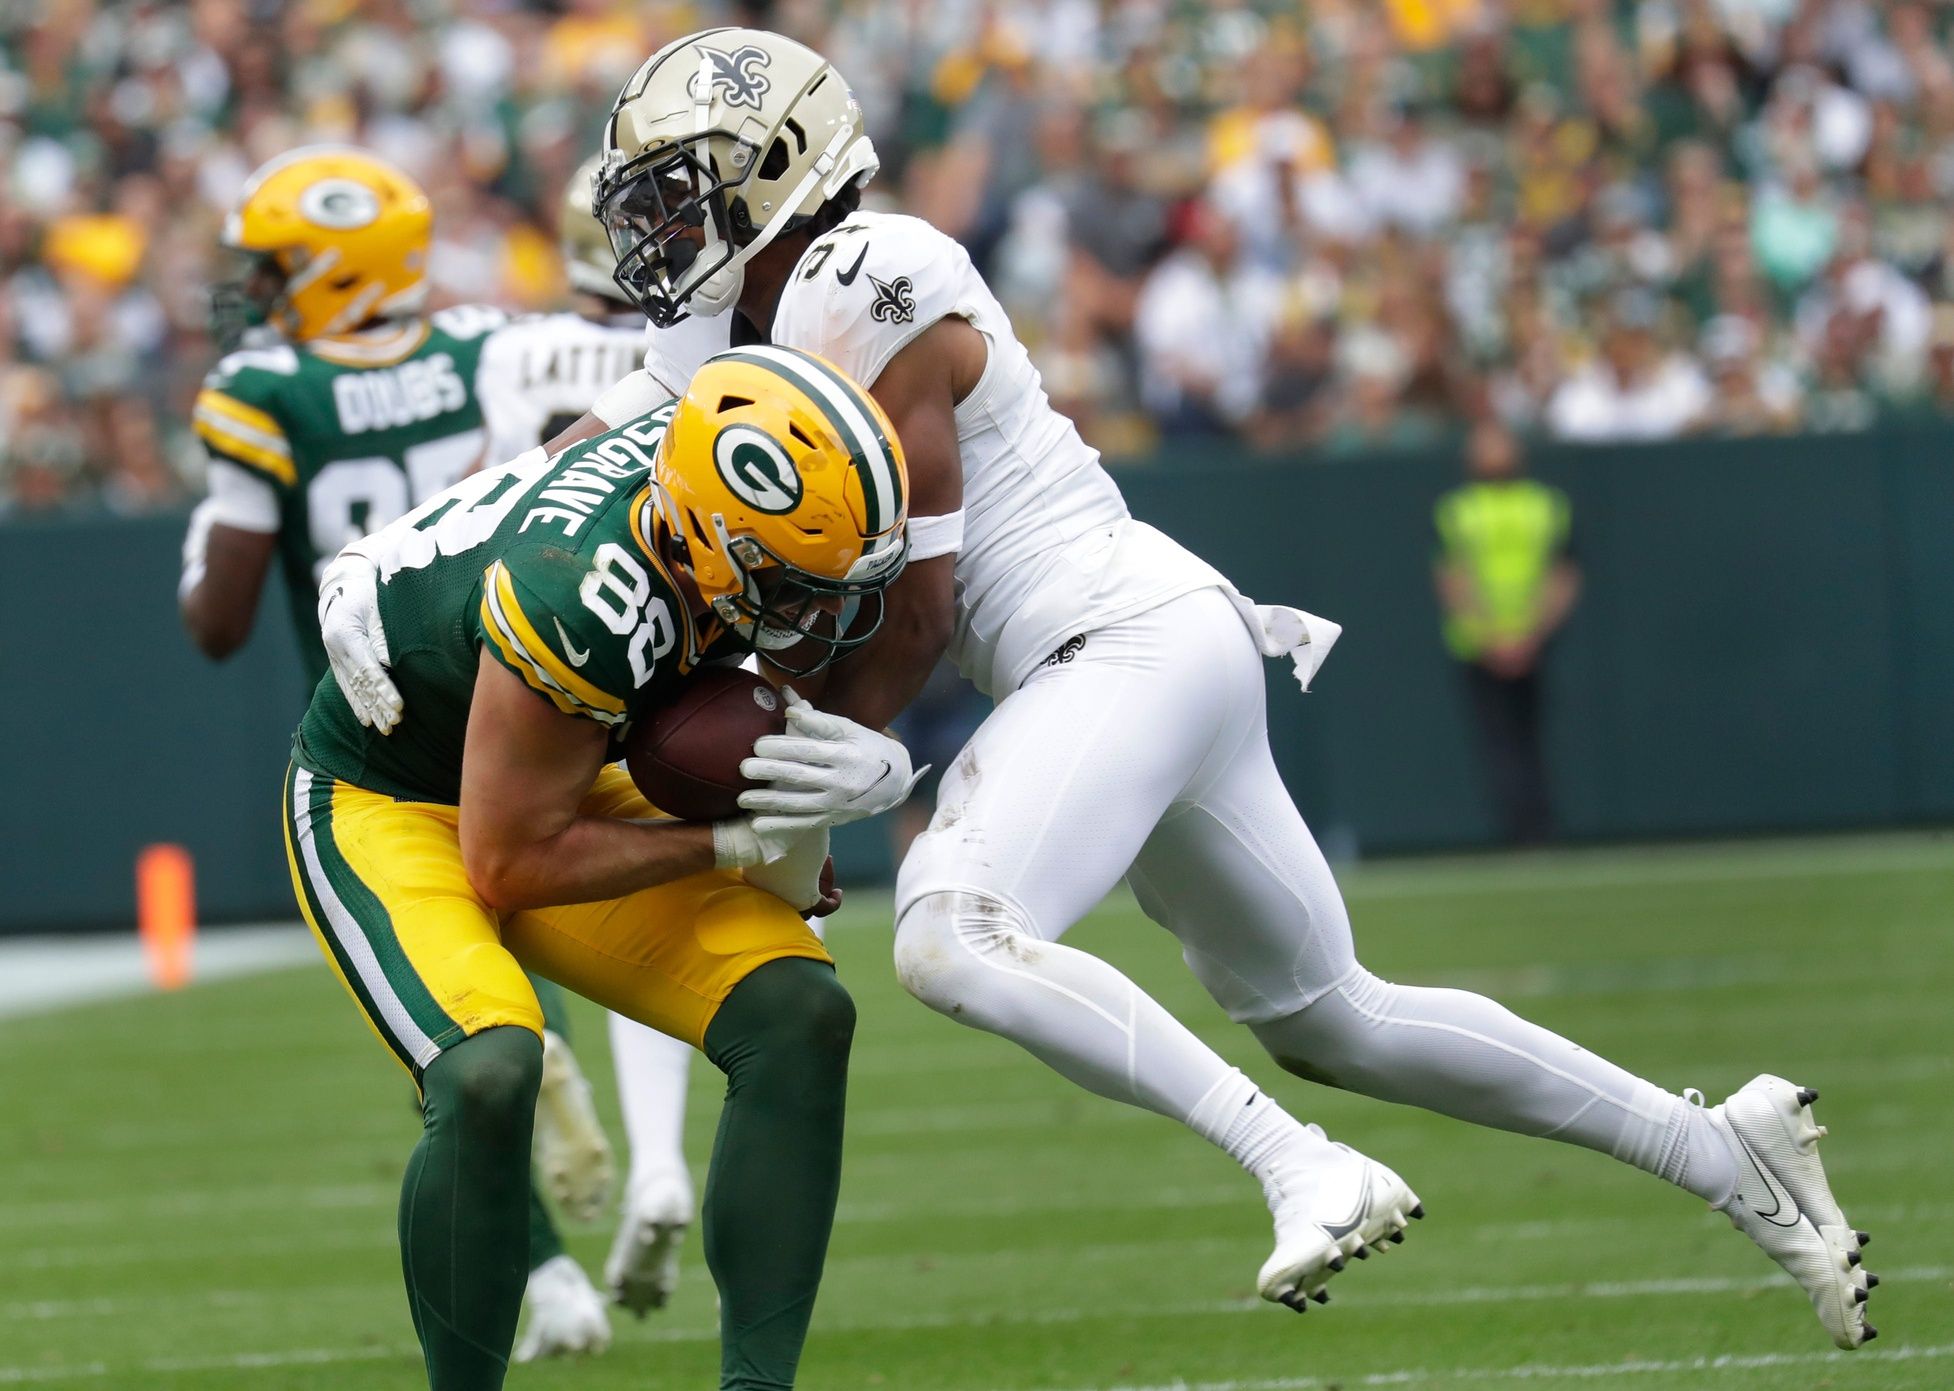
594,28,878,326
561,154,633,305
212,146,431,346
649,346,907,675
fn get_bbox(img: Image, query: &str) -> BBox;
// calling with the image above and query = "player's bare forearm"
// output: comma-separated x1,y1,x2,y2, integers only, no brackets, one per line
818,555,955,729
181,523,277,660
543,409,608,456
459,653,715,910
819,318,978,727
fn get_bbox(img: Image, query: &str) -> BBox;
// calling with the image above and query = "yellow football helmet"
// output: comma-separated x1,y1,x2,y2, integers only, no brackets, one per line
651,346,908,674
214,146,431,344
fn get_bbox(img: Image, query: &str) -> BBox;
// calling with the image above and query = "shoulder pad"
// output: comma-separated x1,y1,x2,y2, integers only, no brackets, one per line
771,213,970,388
193,357,295,486
478,536,681,727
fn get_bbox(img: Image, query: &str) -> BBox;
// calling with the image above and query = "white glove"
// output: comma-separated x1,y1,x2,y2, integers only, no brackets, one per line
319,547,403,733
737,824,831,913
735,692,923,825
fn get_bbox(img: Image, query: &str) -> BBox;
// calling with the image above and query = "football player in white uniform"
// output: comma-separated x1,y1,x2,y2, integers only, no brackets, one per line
326,29,1876,1343
475,161,716,1321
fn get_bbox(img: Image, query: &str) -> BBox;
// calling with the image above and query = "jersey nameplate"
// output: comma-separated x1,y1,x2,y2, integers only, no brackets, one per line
332,353,468,434
518,416,666,540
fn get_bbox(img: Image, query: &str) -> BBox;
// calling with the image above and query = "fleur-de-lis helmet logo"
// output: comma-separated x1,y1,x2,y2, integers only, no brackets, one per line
692,44,772,110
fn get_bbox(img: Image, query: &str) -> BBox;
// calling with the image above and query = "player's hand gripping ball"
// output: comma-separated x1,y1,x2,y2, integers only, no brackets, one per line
625,668,787,820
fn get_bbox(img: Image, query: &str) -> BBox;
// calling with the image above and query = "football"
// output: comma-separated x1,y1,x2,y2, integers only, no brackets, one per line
624,667,787,821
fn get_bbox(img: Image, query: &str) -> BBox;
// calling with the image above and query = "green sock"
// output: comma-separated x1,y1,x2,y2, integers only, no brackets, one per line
527,1178,564,1268
399,1027,542,1391
527,970,572,1040
701,958,856,1391
522,970,569,1273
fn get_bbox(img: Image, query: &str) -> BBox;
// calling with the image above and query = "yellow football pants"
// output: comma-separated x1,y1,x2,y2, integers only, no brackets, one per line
281,761,829,1078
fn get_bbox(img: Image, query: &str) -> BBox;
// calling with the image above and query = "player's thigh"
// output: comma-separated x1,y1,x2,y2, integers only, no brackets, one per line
894,592,1238,940
1126,655,1359,1024
282,764,542,1080
502,767,829,1050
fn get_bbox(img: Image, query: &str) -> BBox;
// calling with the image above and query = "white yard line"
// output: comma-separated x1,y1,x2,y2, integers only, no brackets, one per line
8,1262,1946,1335
0,925,316,1021
1035,1341,1954,1391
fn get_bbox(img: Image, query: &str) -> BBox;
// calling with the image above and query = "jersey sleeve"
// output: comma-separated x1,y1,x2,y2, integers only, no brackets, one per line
477,550,637,728
770,214,974,389
201,459,282,533
191,352,299,488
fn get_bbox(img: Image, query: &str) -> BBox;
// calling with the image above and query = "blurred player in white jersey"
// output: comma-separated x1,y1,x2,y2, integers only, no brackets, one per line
328,30,1876,1344
477,156,725,1322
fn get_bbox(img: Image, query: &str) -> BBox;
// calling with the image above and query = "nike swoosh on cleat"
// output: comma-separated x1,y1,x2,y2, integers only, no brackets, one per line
835,245,869,286
1730,1129,1802,1228
1317,1171,1372,1242
555,619,593,668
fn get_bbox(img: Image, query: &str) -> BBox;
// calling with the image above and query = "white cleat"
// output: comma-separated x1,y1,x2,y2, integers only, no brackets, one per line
1256,1132,1423,1312
605,1169,694,1316
514,1253,613,1362
1707,1075,1875,1349
534,1030,617,1224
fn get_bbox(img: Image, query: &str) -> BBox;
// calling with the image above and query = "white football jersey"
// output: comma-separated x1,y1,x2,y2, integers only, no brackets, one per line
476,311,647,468
771,211,1226,695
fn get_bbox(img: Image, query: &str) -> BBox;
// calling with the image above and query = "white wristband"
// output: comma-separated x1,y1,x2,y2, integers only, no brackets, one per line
711,818,764,869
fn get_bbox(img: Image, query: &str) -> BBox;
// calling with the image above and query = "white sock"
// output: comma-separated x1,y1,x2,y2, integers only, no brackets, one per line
1654,1097,1739,1206
606,1012,692,1193
1186,1067,1332,1189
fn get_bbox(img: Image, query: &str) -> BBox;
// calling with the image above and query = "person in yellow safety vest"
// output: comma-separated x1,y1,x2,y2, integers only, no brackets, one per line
1433,420,1581,843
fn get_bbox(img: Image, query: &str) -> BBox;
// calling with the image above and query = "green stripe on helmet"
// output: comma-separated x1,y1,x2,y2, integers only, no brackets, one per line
715,349,900,535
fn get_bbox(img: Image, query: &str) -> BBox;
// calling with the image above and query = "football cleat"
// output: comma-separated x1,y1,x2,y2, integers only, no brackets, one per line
1706,1075,1874,1349
1257,1130,1422,1311
605,1169,694,1316
514,1253,612,1362
534,1030,616,1224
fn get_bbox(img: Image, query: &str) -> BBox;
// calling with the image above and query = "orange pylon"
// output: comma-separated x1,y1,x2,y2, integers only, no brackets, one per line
137,844,196,990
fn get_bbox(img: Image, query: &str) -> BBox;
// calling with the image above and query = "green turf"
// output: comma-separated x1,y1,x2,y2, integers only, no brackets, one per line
4,834,1952,1390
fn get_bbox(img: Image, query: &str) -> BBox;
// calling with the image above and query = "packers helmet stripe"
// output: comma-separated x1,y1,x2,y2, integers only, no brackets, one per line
715,348,902,534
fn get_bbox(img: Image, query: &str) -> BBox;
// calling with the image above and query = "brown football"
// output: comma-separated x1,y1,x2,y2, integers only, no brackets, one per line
625,668,786,821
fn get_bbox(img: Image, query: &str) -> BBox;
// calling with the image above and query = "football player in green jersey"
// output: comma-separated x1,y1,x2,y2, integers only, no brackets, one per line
286,347,913,1391
177,146,619,1359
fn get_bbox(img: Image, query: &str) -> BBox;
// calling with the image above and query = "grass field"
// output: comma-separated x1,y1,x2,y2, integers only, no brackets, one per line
4,834,1952,1390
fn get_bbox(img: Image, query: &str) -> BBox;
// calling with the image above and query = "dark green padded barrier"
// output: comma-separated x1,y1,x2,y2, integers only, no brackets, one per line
2,427,1947,933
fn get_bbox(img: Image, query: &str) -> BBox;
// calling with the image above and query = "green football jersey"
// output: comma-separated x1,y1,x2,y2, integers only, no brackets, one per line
294,401,737,804
191,305,508,682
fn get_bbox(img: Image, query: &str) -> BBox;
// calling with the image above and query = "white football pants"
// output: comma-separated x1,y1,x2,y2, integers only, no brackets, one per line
894,587,1723,1200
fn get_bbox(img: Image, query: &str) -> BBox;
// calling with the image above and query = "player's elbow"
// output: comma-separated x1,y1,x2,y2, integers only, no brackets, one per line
462,841,537,912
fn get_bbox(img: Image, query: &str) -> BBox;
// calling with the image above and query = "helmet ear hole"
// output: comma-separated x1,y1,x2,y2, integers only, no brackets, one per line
758,138,791,180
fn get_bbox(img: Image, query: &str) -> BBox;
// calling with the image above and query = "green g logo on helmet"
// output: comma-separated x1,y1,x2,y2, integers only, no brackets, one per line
712,424,803,514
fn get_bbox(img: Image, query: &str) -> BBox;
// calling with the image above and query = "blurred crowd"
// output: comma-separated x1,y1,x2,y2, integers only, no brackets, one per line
6,0,1954,515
